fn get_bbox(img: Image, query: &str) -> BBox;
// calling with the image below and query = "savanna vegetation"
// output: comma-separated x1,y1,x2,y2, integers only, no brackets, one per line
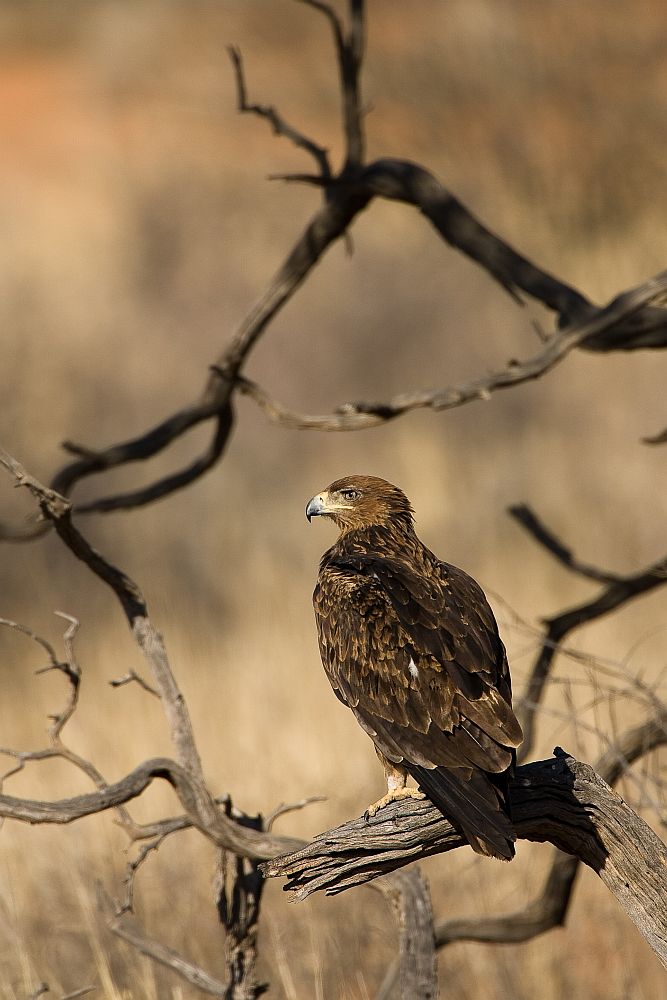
1,2,666,998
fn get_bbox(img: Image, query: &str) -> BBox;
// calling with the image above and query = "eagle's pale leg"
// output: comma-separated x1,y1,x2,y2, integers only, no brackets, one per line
365,751,426,818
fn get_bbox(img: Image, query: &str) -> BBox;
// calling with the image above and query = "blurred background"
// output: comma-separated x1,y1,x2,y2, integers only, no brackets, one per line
1,1,666,997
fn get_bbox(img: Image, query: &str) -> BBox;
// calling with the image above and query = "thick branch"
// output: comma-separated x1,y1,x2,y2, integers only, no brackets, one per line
261,752,667,968
429,709,667,953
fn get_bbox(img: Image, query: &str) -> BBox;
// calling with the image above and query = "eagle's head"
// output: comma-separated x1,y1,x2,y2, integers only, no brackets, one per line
306,475,414,532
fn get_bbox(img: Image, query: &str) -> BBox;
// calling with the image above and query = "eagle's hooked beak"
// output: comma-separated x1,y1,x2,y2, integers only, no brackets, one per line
306,492,328,522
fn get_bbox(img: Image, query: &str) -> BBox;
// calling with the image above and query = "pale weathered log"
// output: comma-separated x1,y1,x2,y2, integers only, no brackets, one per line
262,751,667,969
375,868,437,1000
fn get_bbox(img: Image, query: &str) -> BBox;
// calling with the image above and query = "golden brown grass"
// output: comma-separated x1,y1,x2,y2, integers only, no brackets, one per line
1,2,666,996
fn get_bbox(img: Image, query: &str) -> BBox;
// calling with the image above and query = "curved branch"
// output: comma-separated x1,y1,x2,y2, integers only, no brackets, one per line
73,406,234,515
508,504,622,585
236,267,667,432
0,755,303,860
2,18,665,530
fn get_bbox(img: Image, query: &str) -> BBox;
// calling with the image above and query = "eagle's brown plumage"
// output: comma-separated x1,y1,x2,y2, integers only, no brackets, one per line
306,475,523,860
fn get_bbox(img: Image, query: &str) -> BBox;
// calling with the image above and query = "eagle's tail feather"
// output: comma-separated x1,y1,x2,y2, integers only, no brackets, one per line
408,763,516,861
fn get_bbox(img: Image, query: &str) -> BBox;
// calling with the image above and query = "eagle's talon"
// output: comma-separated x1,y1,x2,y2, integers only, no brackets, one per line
365,786,426,819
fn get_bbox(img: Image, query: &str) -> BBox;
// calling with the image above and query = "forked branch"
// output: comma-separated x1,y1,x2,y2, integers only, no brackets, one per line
2,0,665,535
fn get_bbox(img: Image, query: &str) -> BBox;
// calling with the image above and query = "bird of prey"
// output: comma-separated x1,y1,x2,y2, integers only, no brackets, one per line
305,475,523,859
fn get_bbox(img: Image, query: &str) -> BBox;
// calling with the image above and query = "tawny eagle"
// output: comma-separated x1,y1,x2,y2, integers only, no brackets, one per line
306,475,523,860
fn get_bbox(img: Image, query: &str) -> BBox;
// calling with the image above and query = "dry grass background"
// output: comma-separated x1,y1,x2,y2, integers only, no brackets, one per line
1,1,666,996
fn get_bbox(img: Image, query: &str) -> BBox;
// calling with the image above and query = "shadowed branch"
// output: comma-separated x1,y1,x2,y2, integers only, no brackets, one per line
511,503,667,760
376,710,666,996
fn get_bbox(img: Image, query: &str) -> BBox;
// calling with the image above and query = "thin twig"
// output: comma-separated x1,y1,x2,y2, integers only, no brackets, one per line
265,795,326,831
99,887,227,998
228,45,330,177
109,670,159,697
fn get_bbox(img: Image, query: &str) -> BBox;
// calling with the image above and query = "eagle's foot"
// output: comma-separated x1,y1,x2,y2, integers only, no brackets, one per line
364,786,425,820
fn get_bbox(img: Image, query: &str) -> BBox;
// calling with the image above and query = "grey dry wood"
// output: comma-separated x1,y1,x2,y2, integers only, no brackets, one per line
262,752,667,969
375,868,438,1000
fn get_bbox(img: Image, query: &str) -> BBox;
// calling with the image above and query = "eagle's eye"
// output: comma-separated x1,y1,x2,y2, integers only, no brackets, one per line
340,488,361,501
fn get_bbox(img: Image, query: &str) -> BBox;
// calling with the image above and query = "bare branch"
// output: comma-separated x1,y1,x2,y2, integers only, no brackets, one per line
100,888,227,998
109,670,159,697
0,4,664,534
228,45,330,178
71,405,234,515
516,542,667,761
508,504,622,585
643,425,667,445
0,755,303,859
430,709,667,951
120,832,170,915
0,451,310,861
216,806,268,999
0,448,207,773
236,267,667,432
0,617,60,669
301,0,365,167
265,795,326,831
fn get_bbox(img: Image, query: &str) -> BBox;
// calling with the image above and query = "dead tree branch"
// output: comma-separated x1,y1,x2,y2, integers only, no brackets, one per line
234,267,667,431
377,711,667,996
0,448,304,862
508,504,623,586
2,0,666,537
510,503,667,760
100,887,228,999
375,868,437,1000
261,750,667,968
228,44,331,178
216,807,268,1000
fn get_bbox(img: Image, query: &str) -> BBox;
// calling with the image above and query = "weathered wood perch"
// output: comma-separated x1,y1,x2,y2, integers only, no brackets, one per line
262,750,667,969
